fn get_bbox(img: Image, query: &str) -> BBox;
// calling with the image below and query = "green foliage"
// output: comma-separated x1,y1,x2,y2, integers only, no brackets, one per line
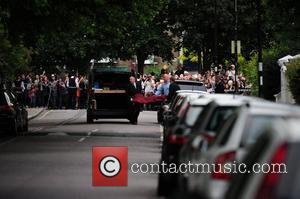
144,65,162,76
0,19,31,80
238,54,258,96
261,45,288,100
286,58,300,104
178,48,198,63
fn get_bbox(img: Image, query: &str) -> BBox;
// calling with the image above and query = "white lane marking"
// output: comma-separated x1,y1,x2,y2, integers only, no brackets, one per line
38,110,52,120
0,137,17,147
78,129,95,142
78,137,86,142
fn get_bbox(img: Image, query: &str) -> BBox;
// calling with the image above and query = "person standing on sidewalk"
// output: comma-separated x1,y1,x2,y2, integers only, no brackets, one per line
127,76,142,125
67,72,79,109
49,74,58,109
57,77,68,109
78,75,88,109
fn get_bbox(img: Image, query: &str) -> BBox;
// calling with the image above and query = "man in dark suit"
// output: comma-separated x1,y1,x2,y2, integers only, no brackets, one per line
167,76,180,103
127,76,142,97
127,76,142,125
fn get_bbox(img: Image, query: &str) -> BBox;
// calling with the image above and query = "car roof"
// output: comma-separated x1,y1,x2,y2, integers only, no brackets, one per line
190,97,214,106
263,116,300,143
195,94,262,107
246,101,300,116
175,80,204,85
176,90,207,94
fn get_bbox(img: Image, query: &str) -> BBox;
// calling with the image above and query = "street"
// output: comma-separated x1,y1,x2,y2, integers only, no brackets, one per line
0,110,161,199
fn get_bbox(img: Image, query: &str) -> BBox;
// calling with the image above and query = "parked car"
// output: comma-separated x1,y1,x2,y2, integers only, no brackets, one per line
177,95,257,194
158,94,249,196
162,91,206,140
175,80,207,92
157,80,207,123
187,102,299,199
157,95,211,196
226,115,300,199
0,88,28,135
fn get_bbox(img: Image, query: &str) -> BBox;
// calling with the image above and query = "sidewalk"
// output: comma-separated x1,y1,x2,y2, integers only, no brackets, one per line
27,108,44,120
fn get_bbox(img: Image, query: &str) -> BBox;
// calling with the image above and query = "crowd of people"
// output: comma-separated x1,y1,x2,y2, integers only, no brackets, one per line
136,64,249,98
12,72,88,109
11,64,250,109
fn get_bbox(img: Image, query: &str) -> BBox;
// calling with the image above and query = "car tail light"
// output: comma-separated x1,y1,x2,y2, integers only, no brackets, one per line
211,151,236,180
256,143,287,199
0,104,14,112
168,135,187,145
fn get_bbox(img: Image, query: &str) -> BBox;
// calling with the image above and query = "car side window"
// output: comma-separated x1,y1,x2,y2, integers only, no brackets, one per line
205,107,236,132
219,114,238,146
240,116,275,147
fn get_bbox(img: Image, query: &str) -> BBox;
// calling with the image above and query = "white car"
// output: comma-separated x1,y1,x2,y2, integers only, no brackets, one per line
226,114,300,199
188,101,300,199
178,95,263,194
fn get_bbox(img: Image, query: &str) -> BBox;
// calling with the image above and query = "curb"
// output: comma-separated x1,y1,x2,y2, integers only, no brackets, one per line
28,108,45,121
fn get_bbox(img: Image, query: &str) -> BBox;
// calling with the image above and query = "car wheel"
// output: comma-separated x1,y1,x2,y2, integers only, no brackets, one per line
157,172,171,196
87,115,94,123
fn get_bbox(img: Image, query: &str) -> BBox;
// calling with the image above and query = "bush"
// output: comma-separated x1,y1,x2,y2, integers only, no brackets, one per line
238,54,258,96
286,58,300,104
144,65,162,75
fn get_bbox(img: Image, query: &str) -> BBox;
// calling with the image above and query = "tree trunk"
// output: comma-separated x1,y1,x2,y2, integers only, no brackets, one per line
197,50,202,73
213,0,219,65
136,51,146,75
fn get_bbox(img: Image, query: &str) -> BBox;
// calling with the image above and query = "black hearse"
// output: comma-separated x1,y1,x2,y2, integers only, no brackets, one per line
86,62,136,123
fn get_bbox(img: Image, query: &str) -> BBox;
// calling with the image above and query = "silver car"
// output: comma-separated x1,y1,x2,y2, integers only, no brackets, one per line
226,115,300,199
187,102,300,199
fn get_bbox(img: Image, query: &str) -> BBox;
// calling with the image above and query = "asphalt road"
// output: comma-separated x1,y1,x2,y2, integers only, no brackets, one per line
0,110,162,199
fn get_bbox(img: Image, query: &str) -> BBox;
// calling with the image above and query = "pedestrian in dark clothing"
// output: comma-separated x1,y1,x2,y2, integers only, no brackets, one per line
49,74,58,109
215,75,225,93
127,76,142,125
78,76,87,109
127,76,142,97
58,78,68,109
67,74,78,109
175,65,185,76
167,76,180,103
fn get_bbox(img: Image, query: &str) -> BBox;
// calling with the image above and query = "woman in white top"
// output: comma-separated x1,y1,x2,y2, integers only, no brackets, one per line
144,75,155,97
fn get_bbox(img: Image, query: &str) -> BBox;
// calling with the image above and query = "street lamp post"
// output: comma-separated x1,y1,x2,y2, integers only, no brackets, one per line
234,0,239,94
257,0,264,97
